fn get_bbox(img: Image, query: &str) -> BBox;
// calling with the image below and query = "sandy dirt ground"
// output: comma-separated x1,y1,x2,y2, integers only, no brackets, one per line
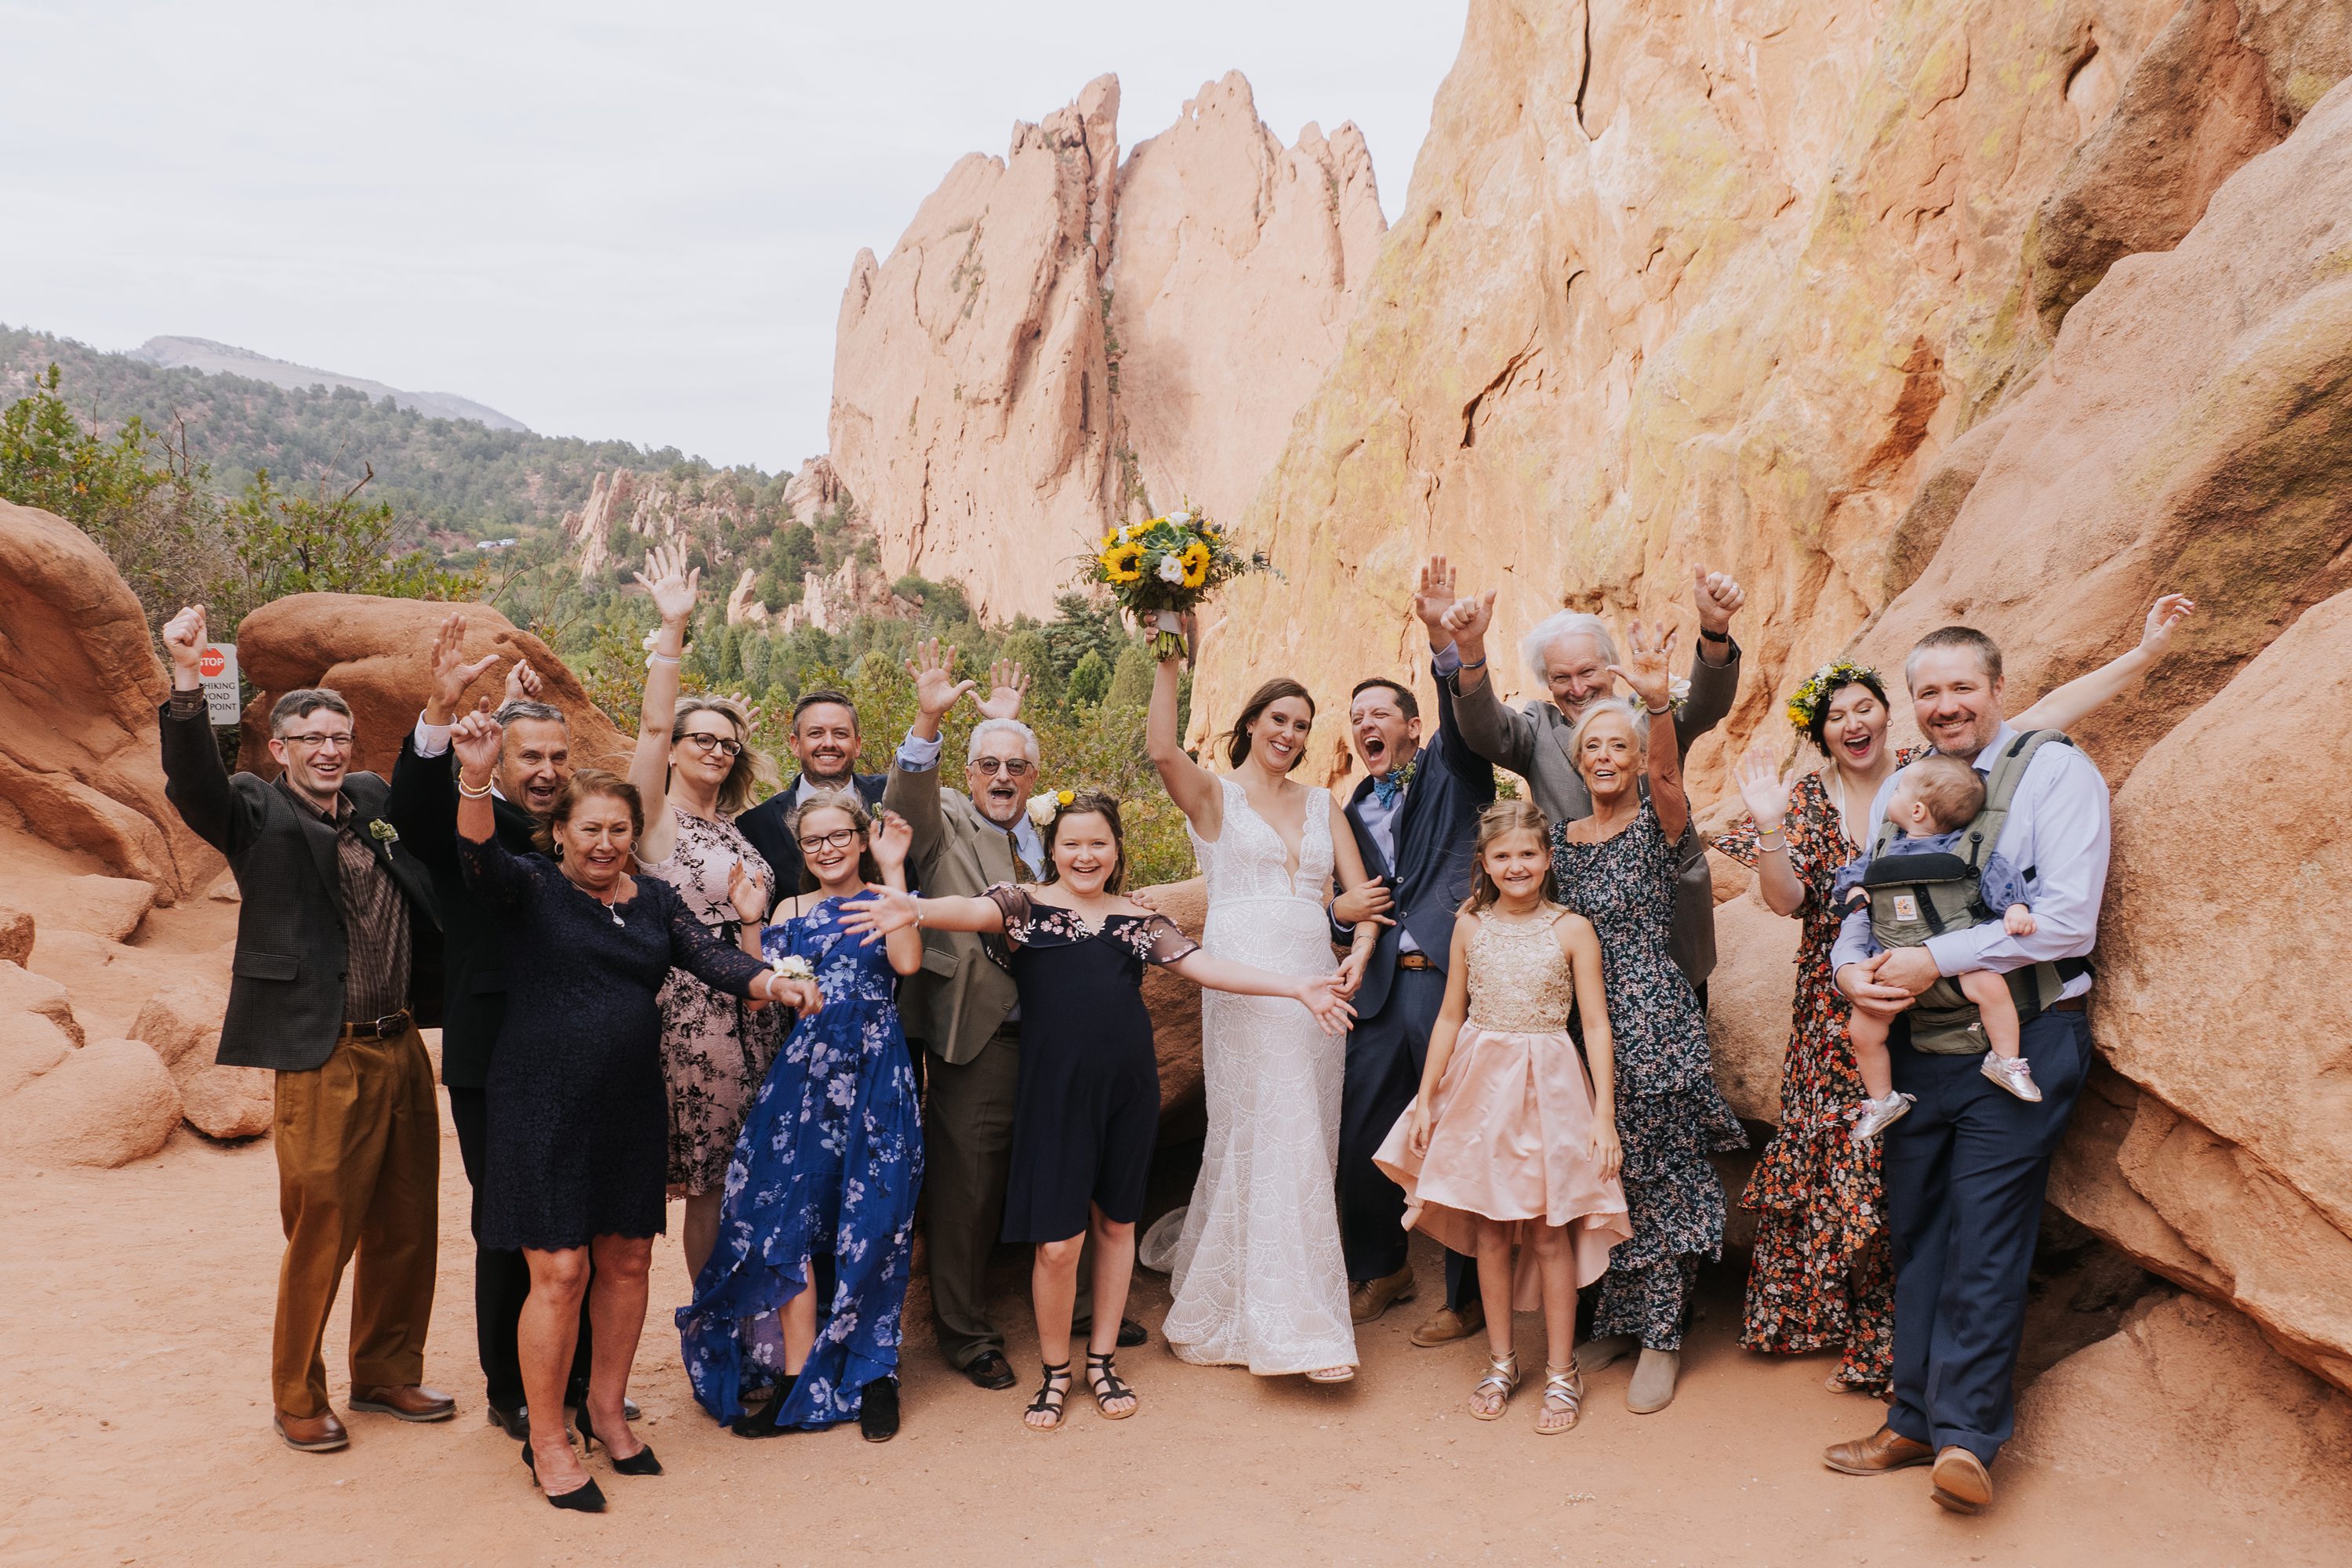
2,1098,2336,1568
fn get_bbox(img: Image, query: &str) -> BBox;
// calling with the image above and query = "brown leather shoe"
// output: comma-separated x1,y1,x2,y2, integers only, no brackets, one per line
274,1409,350,1452
350,1384,457,1422
1408,1300,1485,1347
1823,1425,1934,1475
1931,1446,1993,1513
1348,1265,1416,1325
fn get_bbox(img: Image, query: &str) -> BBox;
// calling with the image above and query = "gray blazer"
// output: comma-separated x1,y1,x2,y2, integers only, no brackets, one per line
883,757,1025,1066
1447,640,1740,985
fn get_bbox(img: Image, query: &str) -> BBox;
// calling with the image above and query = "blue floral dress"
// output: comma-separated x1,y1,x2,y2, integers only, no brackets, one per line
676,895,923,1428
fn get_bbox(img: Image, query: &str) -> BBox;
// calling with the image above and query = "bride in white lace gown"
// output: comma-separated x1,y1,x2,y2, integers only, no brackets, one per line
1148,641,1382,1379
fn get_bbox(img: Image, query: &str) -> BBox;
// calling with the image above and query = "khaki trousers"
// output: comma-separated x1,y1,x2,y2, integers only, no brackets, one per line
270,1025,439,1417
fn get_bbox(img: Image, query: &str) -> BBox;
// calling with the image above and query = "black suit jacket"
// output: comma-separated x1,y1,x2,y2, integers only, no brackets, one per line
1334,660,1496,1021
160,702,443,1073
383,738,539,1090
735,771,888,895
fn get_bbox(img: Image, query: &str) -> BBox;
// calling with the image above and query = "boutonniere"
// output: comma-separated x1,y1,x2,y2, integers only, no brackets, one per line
1370,755,1417,807
367,818,401,850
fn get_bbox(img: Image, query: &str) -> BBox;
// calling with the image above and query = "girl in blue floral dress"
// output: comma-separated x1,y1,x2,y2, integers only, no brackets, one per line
677,789,924,1443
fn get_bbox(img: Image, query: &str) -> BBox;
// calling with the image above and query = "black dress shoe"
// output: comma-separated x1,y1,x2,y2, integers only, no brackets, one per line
859,1377,900,1442
1117,1318,1148,1349
486,1403,530,1440
965,1350,1018,1390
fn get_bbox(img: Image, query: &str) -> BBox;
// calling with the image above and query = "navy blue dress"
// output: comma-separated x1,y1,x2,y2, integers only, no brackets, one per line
676,896,923,1428
456,836,770,1252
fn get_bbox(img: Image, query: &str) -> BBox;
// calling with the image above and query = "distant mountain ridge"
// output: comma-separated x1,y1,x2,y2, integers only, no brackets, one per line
129,335,528,431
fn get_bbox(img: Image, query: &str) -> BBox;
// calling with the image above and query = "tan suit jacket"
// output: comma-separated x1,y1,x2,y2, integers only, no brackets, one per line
884,758,1025,1065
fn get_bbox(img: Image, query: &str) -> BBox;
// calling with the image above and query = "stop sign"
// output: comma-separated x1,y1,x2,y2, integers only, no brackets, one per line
198,647,227,679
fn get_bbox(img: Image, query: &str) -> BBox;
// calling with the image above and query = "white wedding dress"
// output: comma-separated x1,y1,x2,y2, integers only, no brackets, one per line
1162,776,1358,1375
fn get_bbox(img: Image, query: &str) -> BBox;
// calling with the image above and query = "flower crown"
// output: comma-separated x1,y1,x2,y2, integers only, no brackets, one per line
1784,657,1882,733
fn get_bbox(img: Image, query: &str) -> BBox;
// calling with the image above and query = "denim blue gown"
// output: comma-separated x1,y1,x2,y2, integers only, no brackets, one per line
677,895,924,1427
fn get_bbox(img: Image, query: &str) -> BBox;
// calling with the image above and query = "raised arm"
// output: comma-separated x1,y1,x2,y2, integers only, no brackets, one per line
833,884,1007,944
1405,920,1476,1156
450,713,537,914
1562,916,1621,1181
1147,623,1222,837
627,543,701,866
1613,620,1688,841
1439,588,1541,775
390,612,500,864
2013,593,2196,732
866,810,926,978
1675,565,1745,753
157,604,263,855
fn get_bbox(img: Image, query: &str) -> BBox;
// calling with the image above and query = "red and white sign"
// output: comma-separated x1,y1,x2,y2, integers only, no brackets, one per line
198,646,228,680
198,642,240,725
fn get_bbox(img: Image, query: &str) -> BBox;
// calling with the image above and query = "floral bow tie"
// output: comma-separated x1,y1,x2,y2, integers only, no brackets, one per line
1371,755,1417,808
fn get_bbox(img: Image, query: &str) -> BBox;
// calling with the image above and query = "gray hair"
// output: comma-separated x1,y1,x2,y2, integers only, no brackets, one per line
270,687,353,736
1566,697,1650,770
495,699,568,728
1522,611,1620,684
967,717,1040,767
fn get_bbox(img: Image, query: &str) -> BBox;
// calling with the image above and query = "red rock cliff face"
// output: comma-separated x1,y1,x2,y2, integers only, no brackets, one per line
825,73,1386,621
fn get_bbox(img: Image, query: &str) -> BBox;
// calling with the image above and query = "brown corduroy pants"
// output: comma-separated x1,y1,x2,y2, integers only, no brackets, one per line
270,1025,439,1418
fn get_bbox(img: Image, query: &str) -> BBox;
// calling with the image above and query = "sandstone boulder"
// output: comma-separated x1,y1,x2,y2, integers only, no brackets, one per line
41,874,157,942
0,499,222,899
130,978,230,1078
1137,877,1208,1139
0,906,30,965
234,593,630,783
3,1036,182,1168
1705,891,1798,1126
0,960,84,1047
177,1064,274,1142
0,1005,74,1099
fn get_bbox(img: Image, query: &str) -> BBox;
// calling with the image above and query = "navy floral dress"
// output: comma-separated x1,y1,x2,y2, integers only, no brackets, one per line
676,895,922,1428
1552,804,1748,1351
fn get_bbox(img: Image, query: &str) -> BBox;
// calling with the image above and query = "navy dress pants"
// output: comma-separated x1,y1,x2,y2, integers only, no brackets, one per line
1882,1006,2092,1465
1338,966,1475,1306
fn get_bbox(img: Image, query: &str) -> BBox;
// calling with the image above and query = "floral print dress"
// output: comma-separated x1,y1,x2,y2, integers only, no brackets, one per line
675,895,923,1428
1552,804,1748,1352
1711,752,1919,1393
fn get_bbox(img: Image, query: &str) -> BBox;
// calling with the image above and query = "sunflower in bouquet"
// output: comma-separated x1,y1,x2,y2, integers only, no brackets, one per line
1083,504,1272,659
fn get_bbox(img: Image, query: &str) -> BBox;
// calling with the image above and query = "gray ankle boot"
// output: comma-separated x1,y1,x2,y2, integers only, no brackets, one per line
1626,1348,1681,1414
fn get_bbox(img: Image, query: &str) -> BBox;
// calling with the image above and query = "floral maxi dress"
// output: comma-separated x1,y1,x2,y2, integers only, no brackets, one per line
1552,804,1748,1352
1712,759,1917,1392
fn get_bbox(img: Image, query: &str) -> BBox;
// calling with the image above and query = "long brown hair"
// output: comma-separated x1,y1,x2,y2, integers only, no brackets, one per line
1039,789,1128,895
786,787,879,892
1463,799,1555,915
1223,677,1315,771
671,696,777,818
533,769,644,856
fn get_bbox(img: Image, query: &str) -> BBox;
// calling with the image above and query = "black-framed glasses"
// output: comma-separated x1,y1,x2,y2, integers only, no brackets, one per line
680,731,744,758
971,757,1035,778
797,828,861,853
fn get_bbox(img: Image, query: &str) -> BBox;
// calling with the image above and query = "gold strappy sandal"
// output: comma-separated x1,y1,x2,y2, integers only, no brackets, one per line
1469,1349,1520,1421
1537,1360,1584,1435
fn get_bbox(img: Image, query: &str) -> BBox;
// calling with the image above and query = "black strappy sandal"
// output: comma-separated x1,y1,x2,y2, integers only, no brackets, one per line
730,1372,800,1439
1025,1360,1072,1433
1084,1351,1138,1421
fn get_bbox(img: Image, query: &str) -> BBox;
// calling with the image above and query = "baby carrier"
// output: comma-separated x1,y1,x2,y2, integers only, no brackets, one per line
1860,729,2092,1054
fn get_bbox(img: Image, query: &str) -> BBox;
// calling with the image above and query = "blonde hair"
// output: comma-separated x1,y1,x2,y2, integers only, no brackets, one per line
670,696,778,818
1566,697,1650,775
784,787,878,891
1464,799,1556,915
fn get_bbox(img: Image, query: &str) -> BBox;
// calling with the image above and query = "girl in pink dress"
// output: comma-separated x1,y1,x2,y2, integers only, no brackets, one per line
1375,800,1632,1433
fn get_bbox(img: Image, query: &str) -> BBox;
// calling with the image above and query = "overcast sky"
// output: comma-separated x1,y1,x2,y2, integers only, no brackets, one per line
1,1,1468,472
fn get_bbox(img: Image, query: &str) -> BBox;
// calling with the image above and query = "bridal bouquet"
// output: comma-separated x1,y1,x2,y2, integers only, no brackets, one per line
1083,504,1272,659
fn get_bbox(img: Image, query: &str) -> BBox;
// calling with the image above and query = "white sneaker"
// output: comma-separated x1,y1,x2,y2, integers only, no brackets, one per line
1980,1053,2044,1102
1850,1091,1915,1144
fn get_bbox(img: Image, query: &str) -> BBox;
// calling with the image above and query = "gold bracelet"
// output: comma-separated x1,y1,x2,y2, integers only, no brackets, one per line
459,777,493,798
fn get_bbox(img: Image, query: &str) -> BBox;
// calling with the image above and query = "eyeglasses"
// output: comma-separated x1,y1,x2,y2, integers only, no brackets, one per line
971,757,1036,778
281,732,355,751
797,828,862,853
680,732,744,758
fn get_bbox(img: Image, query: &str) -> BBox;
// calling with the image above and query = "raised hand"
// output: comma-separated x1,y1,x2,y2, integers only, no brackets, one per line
1608,619,1678,713
426,612,502,723
2138,593,2196,659
1733,745,1794,832
504,657,544,706
906,638,977,723
1294,974,1357,1036
1692,564,1746,637
1440,590,1496,648
837,886,919,946
726,859,769,925
975,655,1030,722
869,808,913,873
633,543,702,626
1332,877,1396,928
452,711,504,785
162,604,208,681
1412,557,1459,641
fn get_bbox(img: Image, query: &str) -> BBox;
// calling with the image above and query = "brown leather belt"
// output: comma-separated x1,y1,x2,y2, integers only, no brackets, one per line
339,1010,413,1040
2048,996,2087,1014
1396,953,1436,971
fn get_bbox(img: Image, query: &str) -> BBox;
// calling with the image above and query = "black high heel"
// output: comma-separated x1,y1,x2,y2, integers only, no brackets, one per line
521,1439,607,1512
578,1404,662,1475
731,1372,800,1439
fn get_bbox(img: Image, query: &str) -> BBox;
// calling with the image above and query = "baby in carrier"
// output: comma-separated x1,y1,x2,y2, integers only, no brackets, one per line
1835,754,2042,1142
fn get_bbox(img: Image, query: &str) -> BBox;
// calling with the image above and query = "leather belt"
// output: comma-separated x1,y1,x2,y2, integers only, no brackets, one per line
2047,996,2087,1014
339,1011,413,1040
1396,953,1435,971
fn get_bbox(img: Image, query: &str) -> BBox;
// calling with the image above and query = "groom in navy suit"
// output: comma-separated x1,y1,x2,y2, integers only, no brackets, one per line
1330,560,1497,1338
